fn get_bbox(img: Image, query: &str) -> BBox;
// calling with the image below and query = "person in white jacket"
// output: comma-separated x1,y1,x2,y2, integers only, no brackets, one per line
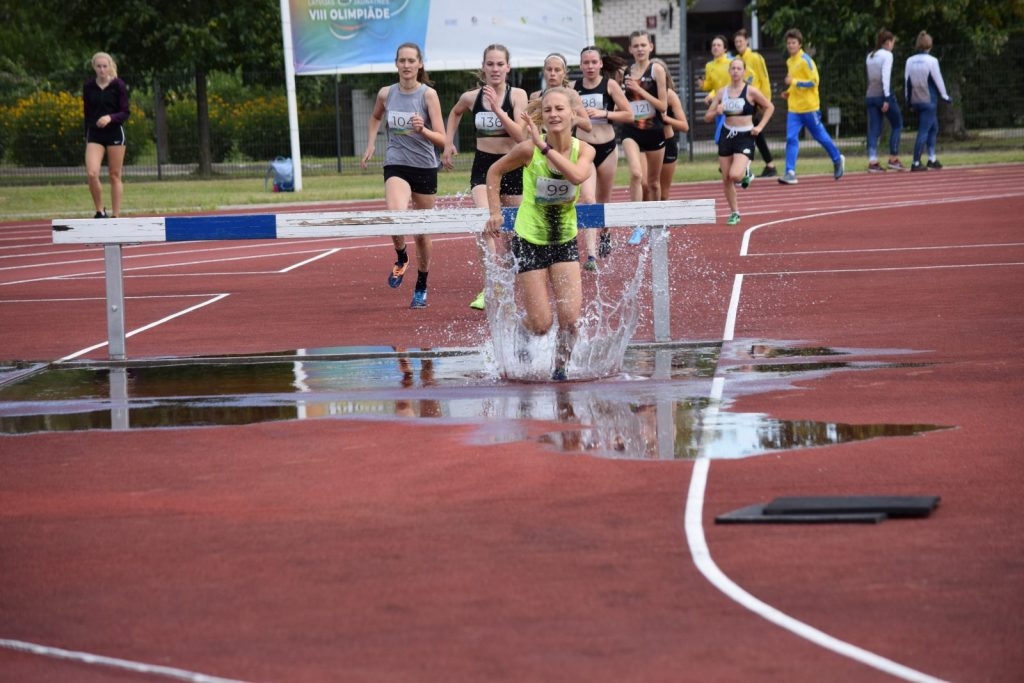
865,29,904,172
905,31,952,171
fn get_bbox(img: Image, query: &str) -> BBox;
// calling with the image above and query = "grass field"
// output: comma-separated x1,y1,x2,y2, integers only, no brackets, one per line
1,148,1021,221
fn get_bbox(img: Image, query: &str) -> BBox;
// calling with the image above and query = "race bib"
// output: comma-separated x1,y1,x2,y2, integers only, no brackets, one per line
475,110,504,136
535,175,576,206
387,110,416,134
579,93,603,117
630,99,654,121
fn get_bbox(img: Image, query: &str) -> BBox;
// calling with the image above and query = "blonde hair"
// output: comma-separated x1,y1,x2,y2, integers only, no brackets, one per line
91,52,118,78
543,53,571,88
525,86,576,127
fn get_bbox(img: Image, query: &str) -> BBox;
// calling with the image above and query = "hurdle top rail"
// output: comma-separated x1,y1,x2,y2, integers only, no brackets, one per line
52,199,715,360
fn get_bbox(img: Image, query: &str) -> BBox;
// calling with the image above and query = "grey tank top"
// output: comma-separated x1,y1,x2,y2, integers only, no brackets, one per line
384,84,438,168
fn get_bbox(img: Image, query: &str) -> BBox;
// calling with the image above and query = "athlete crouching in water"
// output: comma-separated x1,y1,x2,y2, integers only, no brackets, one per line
484,88,596,381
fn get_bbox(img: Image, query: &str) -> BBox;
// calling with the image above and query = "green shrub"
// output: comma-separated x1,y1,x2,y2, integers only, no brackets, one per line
7,91,83,166
165,94,233,164
232,94,289,160
4,89,150,167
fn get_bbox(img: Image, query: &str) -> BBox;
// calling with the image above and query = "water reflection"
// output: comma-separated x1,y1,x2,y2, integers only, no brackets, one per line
0,345,951,460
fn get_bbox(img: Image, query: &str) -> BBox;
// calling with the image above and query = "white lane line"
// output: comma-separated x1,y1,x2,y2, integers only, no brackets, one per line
745,242,1024,257
740,191,1024,257
685,272,950,682
280,248,340,273
57,294,230,362
750,261,1024,277
0,637,253,683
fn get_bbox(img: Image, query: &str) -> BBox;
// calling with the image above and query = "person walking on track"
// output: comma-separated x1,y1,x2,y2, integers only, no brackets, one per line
778,28,845,185
83,51,130,218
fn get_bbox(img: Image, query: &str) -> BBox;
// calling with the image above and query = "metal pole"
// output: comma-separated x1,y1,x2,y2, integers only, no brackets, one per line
104,244,127,360
651,226,671,342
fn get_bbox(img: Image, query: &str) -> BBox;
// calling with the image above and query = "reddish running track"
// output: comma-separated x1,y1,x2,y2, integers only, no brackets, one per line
1,164,1023,682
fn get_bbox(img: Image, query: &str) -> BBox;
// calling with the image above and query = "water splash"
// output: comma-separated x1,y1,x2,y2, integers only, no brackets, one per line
482,230,652,382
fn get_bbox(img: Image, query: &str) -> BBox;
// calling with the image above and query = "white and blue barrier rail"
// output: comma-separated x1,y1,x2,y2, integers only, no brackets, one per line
52,200,716,359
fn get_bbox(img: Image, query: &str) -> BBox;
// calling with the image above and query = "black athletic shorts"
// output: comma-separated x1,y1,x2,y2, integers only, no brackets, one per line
86,125,125,147
511,233,579,273
620,124,666,152
716,128,756,159
470,150,523,195
663,136,679,164
384,164,438,195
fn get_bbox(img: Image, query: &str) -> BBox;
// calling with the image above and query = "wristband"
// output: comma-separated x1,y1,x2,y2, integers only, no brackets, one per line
541,143,552,156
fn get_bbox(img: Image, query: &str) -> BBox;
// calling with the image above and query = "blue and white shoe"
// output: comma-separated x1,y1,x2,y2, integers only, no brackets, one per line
410,289,427,309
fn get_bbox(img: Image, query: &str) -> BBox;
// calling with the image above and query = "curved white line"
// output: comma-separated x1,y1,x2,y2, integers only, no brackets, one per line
0,637,252,683
740,191,1024,257
687,266,952,680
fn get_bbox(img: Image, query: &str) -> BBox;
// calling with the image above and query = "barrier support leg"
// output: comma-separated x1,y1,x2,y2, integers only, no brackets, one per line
650,226,671,342
104,244,127,361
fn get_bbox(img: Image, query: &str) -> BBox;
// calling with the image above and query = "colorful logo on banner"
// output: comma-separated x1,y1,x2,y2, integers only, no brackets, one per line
291,0,427,74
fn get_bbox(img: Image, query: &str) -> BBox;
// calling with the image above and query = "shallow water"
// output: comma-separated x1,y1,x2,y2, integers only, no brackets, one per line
0,343,950,460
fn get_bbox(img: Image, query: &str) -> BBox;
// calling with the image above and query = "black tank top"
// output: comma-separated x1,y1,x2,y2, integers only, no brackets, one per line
472,86,514,138
626,63,663,130
573,76,612,116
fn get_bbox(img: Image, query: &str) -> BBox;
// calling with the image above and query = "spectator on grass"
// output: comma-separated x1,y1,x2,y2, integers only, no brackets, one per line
83,52,130,219
905,31,952,172
360,42,446,309
865,28,906,172
697,36,732,146
778,28,845,185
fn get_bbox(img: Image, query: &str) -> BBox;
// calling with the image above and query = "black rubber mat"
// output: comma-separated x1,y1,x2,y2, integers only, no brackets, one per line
715,496,940,524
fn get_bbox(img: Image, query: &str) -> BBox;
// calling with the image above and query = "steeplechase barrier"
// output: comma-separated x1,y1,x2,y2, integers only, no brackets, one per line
52,200,716,360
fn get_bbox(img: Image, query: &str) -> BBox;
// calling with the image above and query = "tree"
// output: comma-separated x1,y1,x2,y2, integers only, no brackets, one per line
752,0,1024,136
61,0,283,175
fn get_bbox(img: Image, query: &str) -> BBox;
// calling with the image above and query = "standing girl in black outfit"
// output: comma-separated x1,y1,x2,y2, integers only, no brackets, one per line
83,52,130,218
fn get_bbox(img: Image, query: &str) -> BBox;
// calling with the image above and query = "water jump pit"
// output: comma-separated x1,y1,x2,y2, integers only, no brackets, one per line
0,342,951,461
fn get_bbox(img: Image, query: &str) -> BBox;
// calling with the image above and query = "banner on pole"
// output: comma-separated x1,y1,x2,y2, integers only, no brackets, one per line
289,0,594,75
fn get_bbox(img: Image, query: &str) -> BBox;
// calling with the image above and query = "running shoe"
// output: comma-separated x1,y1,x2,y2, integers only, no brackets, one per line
741,164,754,189
94,210,107,219
583,256,598,272
388,260,408,288
410,289,427,309
887,159,907,171
867,162,885,173
551,367,568,382
726,212,741,226
469,291,485,310
910,161,927,172
833,154,845,180
927,159,943,170
598,230,612,258
759,166,778,178
778,171,798,185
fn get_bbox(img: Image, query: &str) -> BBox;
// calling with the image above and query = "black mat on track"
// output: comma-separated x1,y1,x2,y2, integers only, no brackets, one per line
715,496,940,524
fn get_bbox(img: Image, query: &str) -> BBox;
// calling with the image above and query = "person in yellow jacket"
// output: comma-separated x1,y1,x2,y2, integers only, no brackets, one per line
696,35,731,143
778,28,844,184
733,29,778,177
